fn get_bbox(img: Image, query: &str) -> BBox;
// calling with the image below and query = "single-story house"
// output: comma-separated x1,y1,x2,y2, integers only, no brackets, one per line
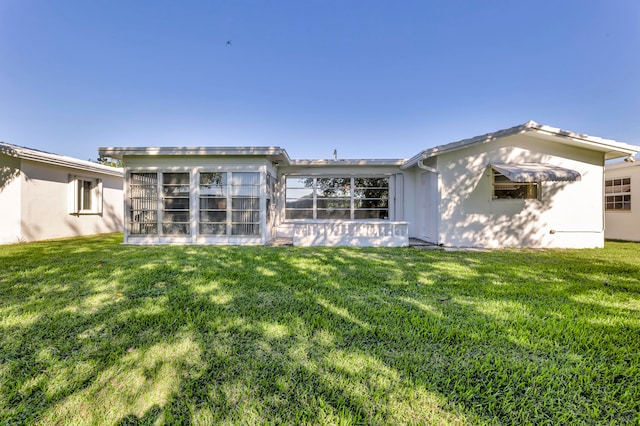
604,159,639,242
99,121,639,248
0,142,124,244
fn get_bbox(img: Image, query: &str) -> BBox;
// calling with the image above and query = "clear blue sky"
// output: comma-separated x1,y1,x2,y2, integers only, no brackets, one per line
1,0,639,162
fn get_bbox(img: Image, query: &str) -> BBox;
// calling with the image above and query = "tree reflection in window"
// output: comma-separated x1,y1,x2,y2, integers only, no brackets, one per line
285,177,389,220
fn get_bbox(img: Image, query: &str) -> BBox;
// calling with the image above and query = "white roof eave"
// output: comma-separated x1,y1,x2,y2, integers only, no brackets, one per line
288,159,406,167
99,146,292,165
1,142,123,177
401,121,639,169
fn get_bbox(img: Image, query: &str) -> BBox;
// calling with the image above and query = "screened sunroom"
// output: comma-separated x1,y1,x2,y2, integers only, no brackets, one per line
127,170,268,244
99,146,409,246
99,147,287,245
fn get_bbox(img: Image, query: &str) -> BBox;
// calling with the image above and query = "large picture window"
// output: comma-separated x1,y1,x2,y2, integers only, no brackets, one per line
285,176,389,220
492,170,538,200
605,177,631,211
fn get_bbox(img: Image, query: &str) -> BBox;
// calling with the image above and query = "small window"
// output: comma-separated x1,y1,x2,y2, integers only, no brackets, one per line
605,177,631,211
69,175,102,215
492,170,538,200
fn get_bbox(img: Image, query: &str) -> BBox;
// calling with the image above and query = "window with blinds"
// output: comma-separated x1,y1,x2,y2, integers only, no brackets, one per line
231,172,260,235
129,173,159,234
129,171,262,238
199,172,227,235
162,173,190,234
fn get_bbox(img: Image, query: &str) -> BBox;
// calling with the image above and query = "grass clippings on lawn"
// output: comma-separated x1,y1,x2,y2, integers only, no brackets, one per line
1,234,639,425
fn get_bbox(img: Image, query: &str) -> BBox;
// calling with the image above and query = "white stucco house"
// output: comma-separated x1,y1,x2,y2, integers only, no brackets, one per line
99,121,638,248
0,142,124,244
604,159,639,241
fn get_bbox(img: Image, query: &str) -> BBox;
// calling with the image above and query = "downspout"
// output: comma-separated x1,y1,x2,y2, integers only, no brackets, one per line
417,159,438,174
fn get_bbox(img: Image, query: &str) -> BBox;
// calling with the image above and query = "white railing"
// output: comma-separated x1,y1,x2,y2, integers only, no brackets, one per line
291,220,409,247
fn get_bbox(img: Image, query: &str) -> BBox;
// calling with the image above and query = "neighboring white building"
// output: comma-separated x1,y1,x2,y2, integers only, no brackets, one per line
100,121,639,248
0,142,124,244
604,160,639,241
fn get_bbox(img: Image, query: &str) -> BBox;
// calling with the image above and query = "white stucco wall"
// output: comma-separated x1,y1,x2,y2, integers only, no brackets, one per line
0,155,23,243
18,160,123,242
434,134,605,248
605,161,640,241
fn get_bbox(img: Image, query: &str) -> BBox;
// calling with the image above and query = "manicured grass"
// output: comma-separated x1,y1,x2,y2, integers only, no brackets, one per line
1,234,639,425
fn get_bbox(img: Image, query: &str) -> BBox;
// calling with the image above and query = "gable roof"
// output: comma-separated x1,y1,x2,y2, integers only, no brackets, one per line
402,121,639,169
0,142,123,177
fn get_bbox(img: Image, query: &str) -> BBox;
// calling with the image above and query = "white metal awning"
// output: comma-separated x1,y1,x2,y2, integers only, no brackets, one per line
491,163,582,182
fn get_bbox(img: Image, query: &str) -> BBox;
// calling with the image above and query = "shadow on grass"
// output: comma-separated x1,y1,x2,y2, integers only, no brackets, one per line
0,234,639,424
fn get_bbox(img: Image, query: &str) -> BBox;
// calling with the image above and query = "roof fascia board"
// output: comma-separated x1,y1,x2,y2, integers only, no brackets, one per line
401,121,639,168
402,122,533,169
527,126,639,159
289,159,405,167
1,142,123,177
99,146,292,165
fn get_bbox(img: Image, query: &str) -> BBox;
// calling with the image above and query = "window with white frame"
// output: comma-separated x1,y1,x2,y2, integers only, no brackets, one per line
198,171,261,236
129,171,262,237
266,172,275,223
162,173,190,235
69,175,102,215
199,172,227,235
231,172,260,235
492,169,538,200
605,177,631,211
129,172,159,234
285,176,389,220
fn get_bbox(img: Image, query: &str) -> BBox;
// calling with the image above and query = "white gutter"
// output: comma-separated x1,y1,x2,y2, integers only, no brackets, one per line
417,159,439,174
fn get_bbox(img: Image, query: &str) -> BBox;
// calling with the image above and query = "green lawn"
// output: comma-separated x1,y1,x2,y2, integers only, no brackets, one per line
1,234,639,425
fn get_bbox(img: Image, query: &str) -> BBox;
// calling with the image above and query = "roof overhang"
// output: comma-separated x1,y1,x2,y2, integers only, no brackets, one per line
491,163,581,182
401,121,639,169
1,142,123,177
99,146,292,166
288,159,406,167
605,159,640,171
